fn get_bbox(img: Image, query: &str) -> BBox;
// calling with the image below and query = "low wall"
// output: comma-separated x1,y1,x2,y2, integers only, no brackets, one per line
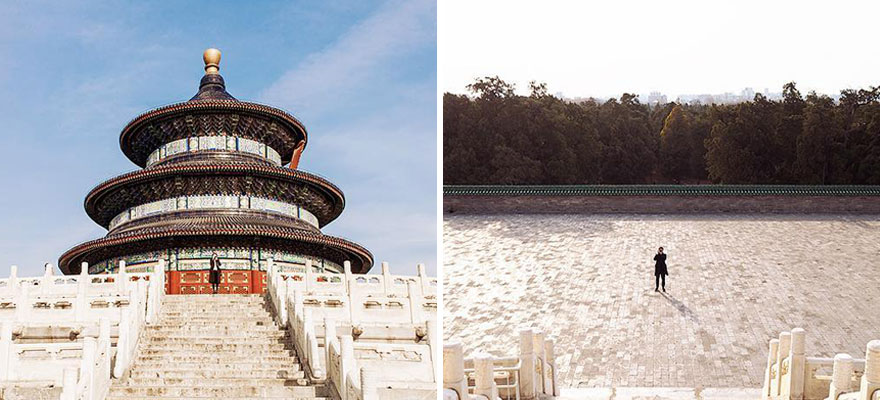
443,185,880,214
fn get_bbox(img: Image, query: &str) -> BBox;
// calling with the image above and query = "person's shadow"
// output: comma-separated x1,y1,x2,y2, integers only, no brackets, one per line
660,291,699,323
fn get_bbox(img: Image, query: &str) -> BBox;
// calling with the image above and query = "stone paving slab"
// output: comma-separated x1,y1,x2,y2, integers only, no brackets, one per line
557,387,761,399
443,214,880,388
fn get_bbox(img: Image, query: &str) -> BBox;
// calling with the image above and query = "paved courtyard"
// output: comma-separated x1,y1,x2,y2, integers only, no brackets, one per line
443,214,880,388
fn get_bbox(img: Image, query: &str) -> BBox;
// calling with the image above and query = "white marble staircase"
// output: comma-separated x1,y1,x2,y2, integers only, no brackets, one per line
106,294,329,400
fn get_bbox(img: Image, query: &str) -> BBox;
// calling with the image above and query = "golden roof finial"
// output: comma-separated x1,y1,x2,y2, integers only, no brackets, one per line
203,48,221,75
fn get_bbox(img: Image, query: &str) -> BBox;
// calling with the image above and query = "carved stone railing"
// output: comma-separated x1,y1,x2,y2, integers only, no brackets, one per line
0,261,164,400
762,328,880,400
266,259,437,400
444,328,558,400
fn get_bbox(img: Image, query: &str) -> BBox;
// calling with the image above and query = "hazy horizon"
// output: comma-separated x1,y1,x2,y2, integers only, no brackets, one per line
440,0,880,99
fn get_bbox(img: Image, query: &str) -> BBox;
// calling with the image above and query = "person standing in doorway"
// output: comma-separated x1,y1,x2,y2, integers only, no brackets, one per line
209,253,222,294
654,247,668,292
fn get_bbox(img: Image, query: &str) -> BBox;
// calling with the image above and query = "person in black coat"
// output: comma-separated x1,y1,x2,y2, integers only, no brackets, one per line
209,253,222,294
653,247,668,292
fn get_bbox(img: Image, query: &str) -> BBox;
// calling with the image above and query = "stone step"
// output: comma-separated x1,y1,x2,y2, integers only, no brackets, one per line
146,325,282,332
138,348,293,357
145,336,289,344
160,305,270,311
124,377,311,387
131,361,301,371
107,385,326,398
159,311,273,316
135,354,299,363
129,367,303,379
156,317,276,324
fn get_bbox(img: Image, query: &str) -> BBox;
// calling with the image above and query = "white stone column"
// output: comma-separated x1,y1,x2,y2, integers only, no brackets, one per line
773,331,791,398
763,338,778,400
427,319,439,383
118,260,128,294
533,330,547,395
474,352,498,400
41,263,53,295
305,259,314,293
519,328,537,399
343,261,353,294
381,262,392,295
859,340,880,400
417,263,427,296
325,317,336,380
277,270,288,326
0,321,12,381
8,266,17,298
15,282,29,321
789,328,806,398
443,341,468,398
407,281,422,324
114,306,130,378
829,353,854,399
80,337,97,399
545,338,558,396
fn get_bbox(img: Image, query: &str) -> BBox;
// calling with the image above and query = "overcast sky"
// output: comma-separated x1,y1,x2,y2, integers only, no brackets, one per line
0,0,436,276
440,0,880,98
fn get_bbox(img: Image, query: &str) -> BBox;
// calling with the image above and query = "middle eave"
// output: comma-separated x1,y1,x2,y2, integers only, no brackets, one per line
84,162,345,229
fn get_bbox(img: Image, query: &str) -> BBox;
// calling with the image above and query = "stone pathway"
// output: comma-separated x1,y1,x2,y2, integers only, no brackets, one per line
443,214,880,388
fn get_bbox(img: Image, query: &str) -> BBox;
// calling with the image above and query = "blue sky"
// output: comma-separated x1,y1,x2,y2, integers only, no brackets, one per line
0,0,437,277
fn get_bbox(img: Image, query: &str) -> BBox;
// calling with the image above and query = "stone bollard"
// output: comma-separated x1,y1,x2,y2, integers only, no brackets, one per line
829,353,854,399
8,266,18,298
533,330,547,395
0,321,12,381
763,339,779,399
443,341,468,399
519,328,537,400
324,317,336,379
789,328,806,398
381,262,392,295
860,340,880,400
80,337,97,398
773,331,791,398
407,281,422,323
344,261,353,293
474,352,498,400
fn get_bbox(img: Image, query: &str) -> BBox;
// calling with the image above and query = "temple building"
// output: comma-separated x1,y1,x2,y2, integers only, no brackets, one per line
58,48,373,294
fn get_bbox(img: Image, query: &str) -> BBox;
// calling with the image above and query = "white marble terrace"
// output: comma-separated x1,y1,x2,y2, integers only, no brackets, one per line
0,261,165,400
266,260,439,400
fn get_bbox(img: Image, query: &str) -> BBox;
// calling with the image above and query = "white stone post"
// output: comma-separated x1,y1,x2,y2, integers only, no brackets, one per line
137,280,148,325
76,263,89,322
80,337,97,399
361,366,378,400
829,353,854,399
859,340,880,400
341,334,356,397
343,261,353,294
0,321,12,381
474,352,498,400
8,266,18,298
773,331,791,398
763,339,779,400
519,328,537,399
305,259,314,293
15,282,29,321
789,328,806,399
533,330,547,395
114,306,130,378
41,263,53,295
277,270,288,326
293,289,304,318
545,338,559,396
443,341,468,398
381,262,392,295
304,308,323,378
117,260,128,294
407,281,422,324
60,367,77,400
325,317,336,380
417,263,427,296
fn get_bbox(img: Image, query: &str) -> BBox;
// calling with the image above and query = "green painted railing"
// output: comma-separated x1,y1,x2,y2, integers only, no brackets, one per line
443,185,880,196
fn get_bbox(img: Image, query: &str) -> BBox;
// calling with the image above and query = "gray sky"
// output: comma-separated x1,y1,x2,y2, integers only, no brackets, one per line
440,0,880,98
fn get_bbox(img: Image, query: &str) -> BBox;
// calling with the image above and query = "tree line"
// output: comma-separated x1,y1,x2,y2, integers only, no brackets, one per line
444,77,880,184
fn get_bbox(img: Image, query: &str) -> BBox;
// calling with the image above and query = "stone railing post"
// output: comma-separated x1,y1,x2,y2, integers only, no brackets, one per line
829,353,854,399
427,319,439,382
774,331,791,398
118,260,128,294
474,352,498,400
41,263,53,295
519,328,537,400
533,330,547,395
8,265,18,298
0,321,12,381
305,260,314,293
15,283,29,321
60,367,77,400
277,269,288,326
114,305,131,378
443,341,468,398
789,328,806,398
341,335,356,400
763,339,779,399
860,340,880,400
343,261,353,294
407,281,422,324
325,317,336,378
75,263,89,322
361,366,378,400
417,263,427,296
545,338,558,396
381,262,392,295
80,336,97,399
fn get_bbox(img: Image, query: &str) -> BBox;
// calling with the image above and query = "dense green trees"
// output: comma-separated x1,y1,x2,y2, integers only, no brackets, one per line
444,77,880,184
